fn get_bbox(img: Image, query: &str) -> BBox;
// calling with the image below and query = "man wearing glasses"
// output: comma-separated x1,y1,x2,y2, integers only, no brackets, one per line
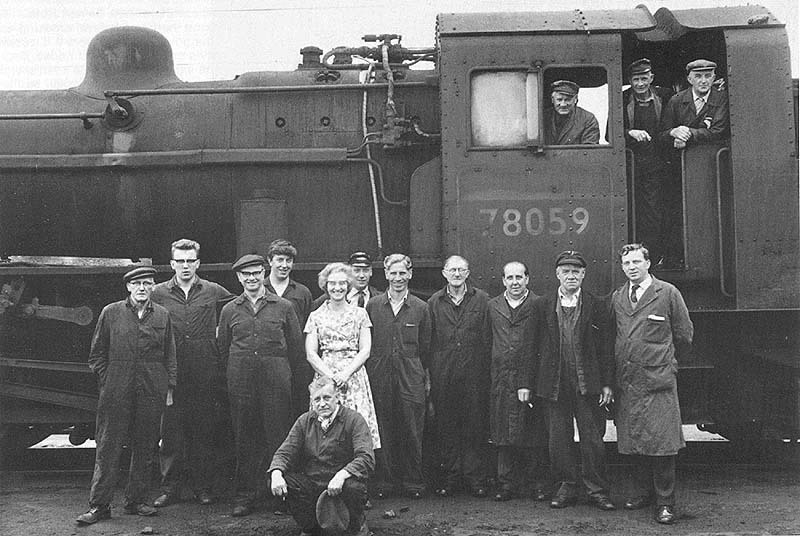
427,255,492,498
77,267,177,524
151,239,234,508
217,254,304,517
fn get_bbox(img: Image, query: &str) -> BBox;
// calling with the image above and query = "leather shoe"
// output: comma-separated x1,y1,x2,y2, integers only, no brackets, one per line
550,495,577,508
589,495,616,511
493,489,514,502
154,493,175,508
364,499,373,510
471,487,488,498
196,491,214,505
123,503,157,516
656,505,676,524
533,489,549,502
232,504,251,517
76,505,110,524
624,495,653,510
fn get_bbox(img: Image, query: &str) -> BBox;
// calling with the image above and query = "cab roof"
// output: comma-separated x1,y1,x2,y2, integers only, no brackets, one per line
437,5,782,36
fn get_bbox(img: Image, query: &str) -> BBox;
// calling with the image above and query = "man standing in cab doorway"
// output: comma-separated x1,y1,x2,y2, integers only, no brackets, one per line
544,80,600,145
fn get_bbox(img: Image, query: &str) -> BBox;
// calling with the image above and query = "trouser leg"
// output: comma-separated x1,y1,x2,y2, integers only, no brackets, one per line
125,392,164,504
652,455,676,506
397,396,426,493
229,367,260,506
461,442,487,490
284,473,325,533
158,393,184,495
185,387,216,494
628,454,653,500
573,392,609,498
340,478,368,531
88,397,132,507
496,446,515,491
547,396,578,498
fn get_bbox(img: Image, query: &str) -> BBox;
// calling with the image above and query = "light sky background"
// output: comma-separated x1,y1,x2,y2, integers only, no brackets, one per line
1,0,797,91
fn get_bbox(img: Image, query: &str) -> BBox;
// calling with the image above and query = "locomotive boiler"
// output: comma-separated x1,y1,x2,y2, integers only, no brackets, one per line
0,4,797,454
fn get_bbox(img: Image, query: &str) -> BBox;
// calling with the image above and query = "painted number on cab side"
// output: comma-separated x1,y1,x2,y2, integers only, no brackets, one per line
479,207,589,237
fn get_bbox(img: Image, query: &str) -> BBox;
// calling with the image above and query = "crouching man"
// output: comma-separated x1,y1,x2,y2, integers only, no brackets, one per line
270,376,374,536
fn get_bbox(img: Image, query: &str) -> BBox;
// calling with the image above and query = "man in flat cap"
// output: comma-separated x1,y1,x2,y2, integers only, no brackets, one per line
623,59,675,264
528,251,615,511
610,243,693,524
217,254,304,517
658,59,730,267
270,376,374,536
659,59,729,150
313,251,381,310
151,239,234,508
77,266,177,524
544,80,600,145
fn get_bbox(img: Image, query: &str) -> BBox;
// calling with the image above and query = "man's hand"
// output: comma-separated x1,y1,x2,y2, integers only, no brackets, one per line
271,470,288,497
327,469,349,496
166,387,174,407
628,129,651,142
517,388,531,404
669,126,691,142
673,139,686,149
598,386,614,407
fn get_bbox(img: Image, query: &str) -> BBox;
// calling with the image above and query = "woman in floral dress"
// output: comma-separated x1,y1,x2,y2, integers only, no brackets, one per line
305,263,381,448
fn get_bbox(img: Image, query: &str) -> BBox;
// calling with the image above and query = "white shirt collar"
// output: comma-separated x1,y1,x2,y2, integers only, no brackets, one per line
558,287,581,307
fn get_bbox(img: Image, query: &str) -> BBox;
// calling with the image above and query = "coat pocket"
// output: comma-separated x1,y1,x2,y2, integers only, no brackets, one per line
642,362,676,392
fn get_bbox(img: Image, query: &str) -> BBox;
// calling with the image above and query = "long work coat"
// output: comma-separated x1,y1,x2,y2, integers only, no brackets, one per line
611,277,693,456
487,292,543,447
428,285,492,444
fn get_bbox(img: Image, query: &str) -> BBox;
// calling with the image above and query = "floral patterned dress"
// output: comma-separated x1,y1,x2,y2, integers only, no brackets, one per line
304,302,381,448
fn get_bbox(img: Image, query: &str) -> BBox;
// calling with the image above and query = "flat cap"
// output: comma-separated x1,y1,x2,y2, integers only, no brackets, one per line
551,80,579,96
629,58,652,75
124,266,157,283
686,59,717,73
316,490,349,532
348,251,372,267
231,253,265,272
555,250,587,268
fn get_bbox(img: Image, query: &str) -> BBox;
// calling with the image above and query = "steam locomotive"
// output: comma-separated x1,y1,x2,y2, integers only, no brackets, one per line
0,4,797,454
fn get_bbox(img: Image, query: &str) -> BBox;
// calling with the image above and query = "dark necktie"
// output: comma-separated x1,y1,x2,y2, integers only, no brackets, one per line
357,291,366,308
630,284,640,304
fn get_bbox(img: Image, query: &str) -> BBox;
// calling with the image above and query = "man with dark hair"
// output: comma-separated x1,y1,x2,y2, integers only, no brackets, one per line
265,238,314,418
151,239,234,508
611,243,693,525
544,80,600,145
218,254,304,517
270,376,374,536
488,261,549,502
77,267,177,524
530,251,615,511
366,253,432,499
427,255,492,497
623,59,674,263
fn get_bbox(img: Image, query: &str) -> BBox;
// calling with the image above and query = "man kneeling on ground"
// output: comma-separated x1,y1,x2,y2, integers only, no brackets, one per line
270,376,374,536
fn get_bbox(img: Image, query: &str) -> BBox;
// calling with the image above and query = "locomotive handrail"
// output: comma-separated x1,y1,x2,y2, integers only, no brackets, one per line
0,112,101,129
624,148,636,241
103,81,430,98
679,149,690,268
716,146,735,298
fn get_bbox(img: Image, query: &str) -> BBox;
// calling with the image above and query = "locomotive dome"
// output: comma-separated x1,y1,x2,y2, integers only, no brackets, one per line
75,26,181,96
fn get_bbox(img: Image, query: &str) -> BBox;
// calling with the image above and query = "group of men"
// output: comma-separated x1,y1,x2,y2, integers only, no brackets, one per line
76,231,693,533
546,57,729,264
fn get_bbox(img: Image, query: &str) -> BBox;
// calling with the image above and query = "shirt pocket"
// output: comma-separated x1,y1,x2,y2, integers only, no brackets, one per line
262,319,285,343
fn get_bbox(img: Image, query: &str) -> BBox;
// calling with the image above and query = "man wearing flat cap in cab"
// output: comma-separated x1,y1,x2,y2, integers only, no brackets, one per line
659,59,729,150
623,59,674,264
217,254,304,517
77,266,177,524
544,80,600,145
